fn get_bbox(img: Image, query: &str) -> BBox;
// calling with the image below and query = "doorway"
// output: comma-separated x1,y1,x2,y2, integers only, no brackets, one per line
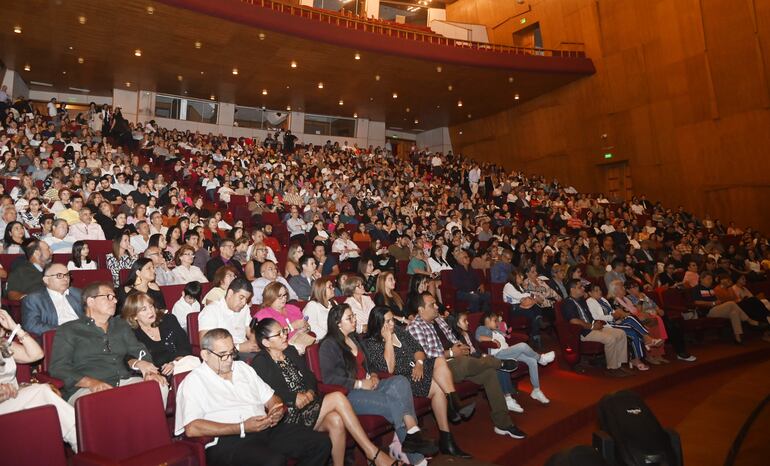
603,162,633,202
513,23,543,51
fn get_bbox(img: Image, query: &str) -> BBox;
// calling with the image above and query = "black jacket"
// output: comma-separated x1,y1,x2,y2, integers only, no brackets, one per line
318,336,371,391
250,346,317,407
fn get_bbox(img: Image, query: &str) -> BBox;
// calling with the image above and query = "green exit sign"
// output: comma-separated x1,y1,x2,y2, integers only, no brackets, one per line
604,153,613,159
520,18,527,24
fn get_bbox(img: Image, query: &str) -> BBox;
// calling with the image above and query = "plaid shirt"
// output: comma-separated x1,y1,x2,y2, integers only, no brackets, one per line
407,315,458,358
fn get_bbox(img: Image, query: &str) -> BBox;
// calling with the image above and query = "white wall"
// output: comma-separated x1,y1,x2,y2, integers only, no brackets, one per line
113,89,139,122
365,0,380,19
1,70,29,99
416,127,452,154
29,90,112,106
429,20,489,43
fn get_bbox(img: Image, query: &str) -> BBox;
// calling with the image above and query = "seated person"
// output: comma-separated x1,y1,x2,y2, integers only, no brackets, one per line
692,272,759,344
50,281,169,405
170,244,208,285
474,310,555,405
288,255,319,301
561,280,630,377
362,307,472,458
319,303,438,464
303,277,335,340
174,328,332,466
202,265,238,305
251,318,399,466
407,292,525,439
0,309,78,451
117,258,167,312
67,206,106,240
450,249,491,313
6,239,52,301
373,271,409,325
172,281,203,333
21,263,83,336
122,292,199,376
205,238,244,282
502,269,544,348
251,261,297,305
198,278,259,358
254,282,313,354
67,240,97,270
42,218,74,254
343,275,375,333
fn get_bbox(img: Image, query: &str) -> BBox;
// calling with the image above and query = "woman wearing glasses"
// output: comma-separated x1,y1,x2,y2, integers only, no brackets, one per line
343,275,375,334
319,304,437,466
121,292,199,376
254,282,315,354
251,318,400,466
170,245,208,285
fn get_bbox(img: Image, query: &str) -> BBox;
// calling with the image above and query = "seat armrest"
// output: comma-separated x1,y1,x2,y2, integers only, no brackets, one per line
478,341,500,353
35,373,64,389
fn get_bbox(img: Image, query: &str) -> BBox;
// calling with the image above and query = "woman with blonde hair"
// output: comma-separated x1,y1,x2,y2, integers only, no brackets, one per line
303,277,336,339
202,265,238,305
284,243,305,278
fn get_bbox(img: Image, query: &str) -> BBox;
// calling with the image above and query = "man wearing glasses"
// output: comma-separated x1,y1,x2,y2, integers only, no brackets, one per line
175,328,331,465
50,281,169,406
21,263,83,336
198,278,260,359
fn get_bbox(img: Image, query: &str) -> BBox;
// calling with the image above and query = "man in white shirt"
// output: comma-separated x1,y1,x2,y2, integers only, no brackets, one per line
174,328,331,465
130,221,151,255
68,206,106,241
198,278,260,358
251,261,297,305
42,219,75,254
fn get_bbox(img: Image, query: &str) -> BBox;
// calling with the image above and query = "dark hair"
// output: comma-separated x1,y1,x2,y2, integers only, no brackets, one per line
322,303,357,376
82,281,113,308
22,238,44,260
446,309,469,341
506,269,526,293
566,278,582,293
299,254,316,269
71,240,92,268
123,257,153,288
148,233,163,249
611,258,625,269
363,306,392,342
227,277,253,296
253,317,280,351
3,221,24,247
183,281,202,301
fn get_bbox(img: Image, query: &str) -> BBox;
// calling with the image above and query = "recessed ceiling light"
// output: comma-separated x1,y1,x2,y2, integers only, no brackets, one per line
406,107,410,112
13,26,22,34
467,114,472,118
194,41,202,49
146,6,155,14
177,75,183,81
436,66,442,73
414,119,419,124
459,130,463,135
62,71,67,75
317,82,324,89
448,85,453,91
339,100,344,106
77,57,84,64
200,71,204,75
258,33,265,40
23,64,30,72
30,81,53,87
457,100,463,107
369,97,374,102
210,95,215,100
354,53,361,60
514,93,520,100
436,105,440,109
392,92,398,99
262,89,268,95
134,49,142,57
286,105,291,111
78,15,87,24
353,113,358,118
290,61,297,68
232,68,238,75
286,85,290,89
375,75,380,81
68,46,74,50
125,82,131,87
508,76,514,83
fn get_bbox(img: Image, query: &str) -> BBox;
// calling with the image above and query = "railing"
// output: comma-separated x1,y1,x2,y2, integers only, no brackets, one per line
240,0,587,58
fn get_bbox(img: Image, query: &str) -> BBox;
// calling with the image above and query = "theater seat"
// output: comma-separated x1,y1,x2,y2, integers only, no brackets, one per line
35,330,64,389
554,301,603,368
73,381,203,466
187,312,201,356
70,269,113,290
0,405,68,466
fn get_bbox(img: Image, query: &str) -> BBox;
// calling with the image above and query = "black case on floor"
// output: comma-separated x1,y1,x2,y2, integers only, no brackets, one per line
594,390,682,466
544,445,609,466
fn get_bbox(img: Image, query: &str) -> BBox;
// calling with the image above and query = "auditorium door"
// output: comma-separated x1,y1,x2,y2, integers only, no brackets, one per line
603,162,633,202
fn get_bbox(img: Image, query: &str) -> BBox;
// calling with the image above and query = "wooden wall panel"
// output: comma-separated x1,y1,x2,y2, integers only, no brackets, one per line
446,0,770,233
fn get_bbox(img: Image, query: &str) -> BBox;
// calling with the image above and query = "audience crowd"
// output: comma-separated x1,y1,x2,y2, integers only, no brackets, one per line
1,96,770,465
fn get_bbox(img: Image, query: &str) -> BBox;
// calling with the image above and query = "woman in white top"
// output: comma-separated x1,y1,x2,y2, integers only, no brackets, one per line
67,240,98,271
331,230,360,262
502,269,544,347
170,245,208,285
342,275,375,334
0,309,78,451
427,244,452,273
303,277,336,340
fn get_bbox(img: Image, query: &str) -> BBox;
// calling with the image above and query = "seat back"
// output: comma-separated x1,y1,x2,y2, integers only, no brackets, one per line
75,381,170,459
0,253,24,272
0,405,67,466
160,284,187,311
187,311,201,356
305,343,323,382
70,269,113,290
41,329,57,373
85,240,114,267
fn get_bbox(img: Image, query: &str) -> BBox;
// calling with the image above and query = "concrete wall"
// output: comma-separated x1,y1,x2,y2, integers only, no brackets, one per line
1,70,29,99
416,127,452,154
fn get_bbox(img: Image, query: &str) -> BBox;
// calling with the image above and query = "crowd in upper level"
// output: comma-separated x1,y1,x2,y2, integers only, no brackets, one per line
1,92,769,465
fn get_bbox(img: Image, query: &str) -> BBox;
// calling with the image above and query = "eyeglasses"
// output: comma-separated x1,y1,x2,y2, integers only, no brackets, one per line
208,348,238,361
44,272,70,279
93,294,117,301
267,328,289,339
277,293,289,299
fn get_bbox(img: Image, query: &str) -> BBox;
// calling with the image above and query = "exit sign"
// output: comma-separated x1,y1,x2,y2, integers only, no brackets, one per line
604,153,613,159
520,18,527,24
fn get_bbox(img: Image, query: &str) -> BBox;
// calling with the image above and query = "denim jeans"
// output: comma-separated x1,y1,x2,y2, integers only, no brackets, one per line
510,304,543,340
494,343,541,389
456,290,491,312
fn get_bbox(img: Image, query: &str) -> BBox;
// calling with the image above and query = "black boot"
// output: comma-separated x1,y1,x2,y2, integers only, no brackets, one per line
439,431,472,459
402,431,439,457
447,392,475,424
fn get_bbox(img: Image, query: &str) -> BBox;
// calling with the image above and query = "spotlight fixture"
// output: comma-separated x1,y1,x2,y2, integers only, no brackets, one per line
232,68,238,75
508,76,514,83
194,41,202,49
406,107,410,112
134,49,142,57
339,100,344,106
68,46,74,50
436,66,442,73
392,92,398,99
353,113,358,118
290,61,297,68
262,89,268,95
375,75,381,81
210,95,215,100
259,33,266,40
177,75,183,81
448,85,453,91
13,26,22,34
286,105,291,111
459,130,463,135
414,119,419,124
317,82,324,89
514,93,520,100
200,71,204,75
23,64,31,72
147,6,155,14
77,57,84,64
125,82,131,87
78,15,87,24
354,53,361,60
457,100,463,107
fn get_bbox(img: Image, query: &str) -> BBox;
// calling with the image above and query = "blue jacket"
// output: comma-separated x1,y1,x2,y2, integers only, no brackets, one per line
21,287,84,336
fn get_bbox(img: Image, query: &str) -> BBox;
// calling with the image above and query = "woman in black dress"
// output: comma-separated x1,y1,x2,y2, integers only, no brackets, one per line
121,292,194,377
373,271,408,325
117,258,168,311
250,318,399,466
362,308,471,458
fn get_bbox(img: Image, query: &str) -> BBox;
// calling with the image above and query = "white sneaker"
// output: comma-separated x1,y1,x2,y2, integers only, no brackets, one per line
530,388,550,404
538,351,556,366
506,396,524,413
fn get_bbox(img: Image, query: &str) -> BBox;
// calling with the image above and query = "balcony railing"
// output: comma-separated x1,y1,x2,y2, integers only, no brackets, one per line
240,0,587,58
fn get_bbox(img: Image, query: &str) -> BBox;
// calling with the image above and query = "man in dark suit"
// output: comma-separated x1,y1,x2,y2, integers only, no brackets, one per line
205,238,244,281
21,262,84,336
288,255,318,301
6,239,52,301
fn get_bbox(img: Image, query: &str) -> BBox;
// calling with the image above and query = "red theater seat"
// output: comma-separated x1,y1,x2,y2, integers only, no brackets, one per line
0,405,68,466
70,269,113,290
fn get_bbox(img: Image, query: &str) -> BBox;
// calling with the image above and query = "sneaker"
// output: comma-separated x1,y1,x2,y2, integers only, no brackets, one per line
494,425,527,439
530,388,550,404
505,396,524,413
538,351,556,366
677,353,697,362
500,360,519,372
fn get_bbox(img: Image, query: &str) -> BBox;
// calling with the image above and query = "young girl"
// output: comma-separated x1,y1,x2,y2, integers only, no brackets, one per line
474,311,555,408
67,240,97,270
171,281,202,332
